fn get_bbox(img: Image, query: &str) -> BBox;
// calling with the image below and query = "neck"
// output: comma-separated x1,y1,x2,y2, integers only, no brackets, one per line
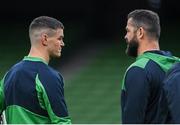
28,46,50,64
138,39,160,56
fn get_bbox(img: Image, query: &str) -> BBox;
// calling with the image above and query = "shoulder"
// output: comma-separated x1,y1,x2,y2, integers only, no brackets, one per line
128,56,165,73
9,61,24,71
125,58,148,83
165,63,180,85
4,61,25,78
163,63,180,98
167,63,180,75
38,65,64,86
126,58,149,78
126,58,165,83
128,57,149,70
127,57,158,74
40,66,61,78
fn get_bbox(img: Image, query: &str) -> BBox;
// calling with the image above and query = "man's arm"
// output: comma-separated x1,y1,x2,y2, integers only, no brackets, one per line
0,76,6,124
163,69,180,123
36,74,71,124
121,66,149,123
0,76,5,114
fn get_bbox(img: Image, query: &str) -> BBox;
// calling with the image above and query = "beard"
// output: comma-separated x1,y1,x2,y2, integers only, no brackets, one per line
125,36,139,57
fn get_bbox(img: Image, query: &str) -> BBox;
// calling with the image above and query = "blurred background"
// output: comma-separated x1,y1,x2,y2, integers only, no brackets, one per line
0,0,179,123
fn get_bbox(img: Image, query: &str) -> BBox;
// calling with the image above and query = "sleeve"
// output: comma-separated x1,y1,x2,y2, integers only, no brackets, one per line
121,66,149,123
0,77,5,114
163,71,180,123
36,73,71,124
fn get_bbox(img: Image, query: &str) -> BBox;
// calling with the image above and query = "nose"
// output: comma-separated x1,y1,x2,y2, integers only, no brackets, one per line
61,41,65,46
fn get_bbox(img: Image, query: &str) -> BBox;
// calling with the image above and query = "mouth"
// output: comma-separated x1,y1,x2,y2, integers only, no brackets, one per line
57,48,61,53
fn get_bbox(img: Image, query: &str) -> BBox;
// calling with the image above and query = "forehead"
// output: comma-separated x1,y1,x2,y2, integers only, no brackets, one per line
57,28,63,33
126,18,134,28
56,28,64,36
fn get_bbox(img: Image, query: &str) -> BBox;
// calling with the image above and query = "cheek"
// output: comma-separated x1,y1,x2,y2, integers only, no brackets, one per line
54,41,60,47
128,33,134,40
125,33,131,41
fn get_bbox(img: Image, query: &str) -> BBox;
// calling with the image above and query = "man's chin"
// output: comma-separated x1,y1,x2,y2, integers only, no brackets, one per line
126,48,137,58
51,53,61,58
56,54,61,58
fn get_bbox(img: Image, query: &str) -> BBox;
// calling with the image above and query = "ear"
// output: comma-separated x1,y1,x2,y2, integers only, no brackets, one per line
41,33,48,46
137,27,144,39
